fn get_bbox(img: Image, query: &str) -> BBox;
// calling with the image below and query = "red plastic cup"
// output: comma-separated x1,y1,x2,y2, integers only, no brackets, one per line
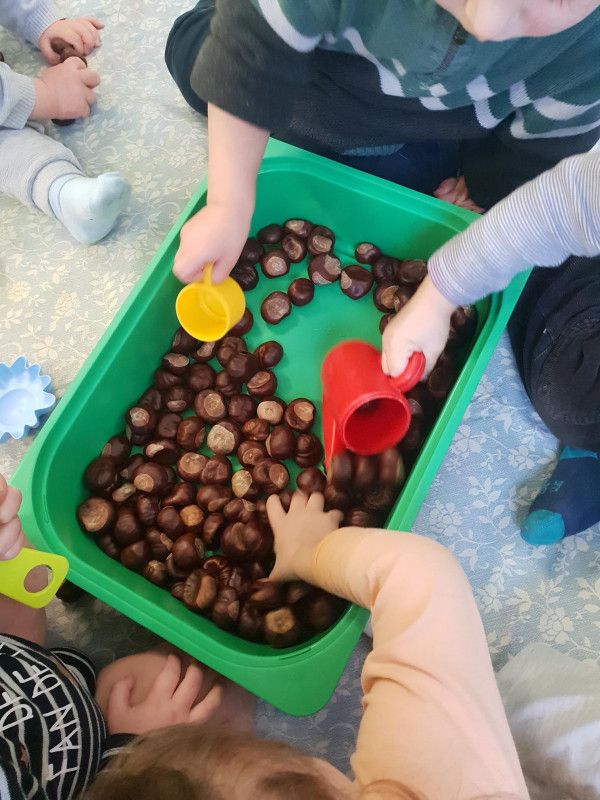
321,340,425,469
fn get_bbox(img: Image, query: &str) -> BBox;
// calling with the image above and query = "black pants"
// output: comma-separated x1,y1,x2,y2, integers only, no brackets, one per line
166,4,600,450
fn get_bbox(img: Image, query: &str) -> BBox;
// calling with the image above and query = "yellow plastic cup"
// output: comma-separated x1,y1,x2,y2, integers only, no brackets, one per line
0,548,69,608
176,264,246,342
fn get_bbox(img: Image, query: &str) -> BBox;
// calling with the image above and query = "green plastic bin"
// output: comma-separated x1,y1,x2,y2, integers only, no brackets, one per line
10,140,527,715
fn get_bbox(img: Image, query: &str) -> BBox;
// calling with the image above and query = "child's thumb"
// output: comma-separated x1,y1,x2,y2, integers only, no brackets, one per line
108,676,135,713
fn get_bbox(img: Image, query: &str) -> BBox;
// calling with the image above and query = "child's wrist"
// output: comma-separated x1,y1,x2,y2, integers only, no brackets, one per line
417,274,456,317
29,78,54,121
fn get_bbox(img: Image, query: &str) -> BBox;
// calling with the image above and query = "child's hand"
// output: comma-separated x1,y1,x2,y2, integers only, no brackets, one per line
106,654,224,735
0,474,24,561
173,204,252,284
267,492,343,584
29,59,100,122
382,275,456,378
434,176,484,214
38,17,103,65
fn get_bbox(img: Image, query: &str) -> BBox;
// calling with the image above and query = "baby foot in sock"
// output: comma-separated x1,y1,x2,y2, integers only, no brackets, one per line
48,172,131,244
522,447,600,545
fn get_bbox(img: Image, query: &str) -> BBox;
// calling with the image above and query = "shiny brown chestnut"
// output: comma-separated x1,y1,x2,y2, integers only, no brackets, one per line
266,425,296,460
427,364,454,400
183,569,217,611
379,313,395,334
166,553,191,581
200,456,233,487
171,327,198,355
187,363,216,393
201,513,226,548
378,448,405,487
196,483,232,512
263,607,301,648
242,417,270,442
144,438,180,465
138,388,163,413
164,385,193,413
170,581,186,601
264,462,290,495
299,591,340,632
231,261,259,291
216,336,247,368
231,469,260,501
77,497,116,534
240,237,264,263
355,242,381,265
207,420,242,456
307,225,335,256
340,265,374,299
372,256,401,284
111,483,136,505
256,397,286,425
281,233,307,263
153,368,182,391
246,579,284,611
283,218,312,238
212,587,240,629
352,455,379,494
227,394,256,425
284,398,315,432
120,540,151,572
84,456,118,495
294,433,323,468
237,440,268,468
286,580,313,606
162,352,189,376
143,560,168,587
247,370,277,398
146,528,173,560
393,287,414,313
296,467,327,495
194,389,226,423
254,341,284,369
237,603,264,641
398,258,427,285
287,277,314,306
135,495,160,527
373,282,400,312
176,417,206,451
223,498,256,523
171,532,204,571
193,340,218,363
215,370,242,398
96,533,120,560
156,412,182,440
133,463,172,495
257,223,283,244
229,308,254,337
221,520,273,561
260,250,290,279
157,506,184,539
101,434,131,466
176,452,207,483
226,352,260,382
344,507,378,528
328,451,354,490
363,485,397,513
308,253,342,285
261,291,292,324
323,484,352,512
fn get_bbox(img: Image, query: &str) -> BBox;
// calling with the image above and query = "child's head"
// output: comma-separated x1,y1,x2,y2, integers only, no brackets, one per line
435,0,599,40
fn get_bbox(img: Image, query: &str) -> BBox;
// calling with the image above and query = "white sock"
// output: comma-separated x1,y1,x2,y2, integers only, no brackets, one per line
48,172,131,245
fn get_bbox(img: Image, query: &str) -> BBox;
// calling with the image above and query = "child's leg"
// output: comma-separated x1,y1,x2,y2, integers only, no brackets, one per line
165,0,213,114
95,647,256,732
0,124,130,244
508,254,600,543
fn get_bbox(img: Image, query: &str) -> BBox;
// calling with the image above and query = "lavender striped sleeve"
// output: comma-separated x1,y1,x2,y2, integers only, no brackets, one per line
428,152,600,307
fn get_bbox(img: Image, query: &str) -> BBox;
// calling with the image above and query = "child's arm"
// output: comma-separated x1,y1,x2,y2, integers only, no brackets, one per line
383,151,600,377
267,493,529,800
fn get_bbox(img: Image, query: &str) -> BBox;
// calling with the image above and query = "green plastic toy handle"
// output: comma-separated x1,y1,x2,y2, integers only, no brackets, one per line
0,548,69,608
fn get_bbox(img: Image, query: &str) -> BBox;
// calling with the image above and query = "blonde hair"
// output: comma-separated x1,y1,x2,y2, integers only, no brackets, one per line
84,725,523,800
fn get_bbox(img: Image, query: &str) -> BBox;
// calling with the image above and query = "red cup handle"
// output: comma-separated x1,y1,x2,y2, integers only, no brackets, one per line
389,351,426,393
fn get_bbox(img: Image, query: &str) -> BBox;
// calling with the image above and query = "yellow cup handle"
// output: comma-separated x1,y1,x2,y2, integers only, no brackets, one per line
0,548,69,608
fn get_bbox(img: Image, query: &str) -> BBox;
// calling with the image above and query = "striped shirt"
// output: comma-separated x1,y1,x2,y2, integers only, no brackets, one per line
0,635,128,800
190,1,600,207
428,152,600,305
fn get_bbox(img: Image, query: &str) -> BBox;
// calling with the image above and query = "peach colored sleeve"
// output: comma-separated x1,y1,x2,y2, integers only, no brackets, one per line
308,528,529,800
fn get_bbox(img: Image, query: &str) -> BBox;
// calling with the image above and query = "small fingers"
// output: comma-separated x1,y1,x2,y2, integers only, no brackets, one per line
151,654,182,698
81,68,101,89
266,494,285,528
0,518,26,560
327,508,344,528
0,486,22,525
173,664,204,710
107,676,134,715
288,491,309,513
189,682,224,724
306,492,325,513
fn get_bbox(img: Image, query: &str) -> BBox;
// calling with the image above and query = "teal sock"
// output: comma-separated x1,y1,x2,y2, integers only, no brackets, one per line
48,172,130,245
521,447,600,546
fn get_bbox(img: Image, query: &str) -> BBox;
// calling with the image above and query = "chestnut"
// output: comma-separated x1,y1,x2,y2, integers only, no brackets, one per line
162,352,189,376
226,394,255,426
226,352,260,382
308,253,342,285
101,434,131,466
96,533,120,560
257,223,283,244
260,250,290,279
263,607,301,648
144,438,180,466
171,327,198,355
207,420,242,456
266,425,296,460
340,265,374,299
202,554,231,579
286,580,313,606
109,509,138,550
196,483,232,512
135,494,160,527
355,242,381,265
166,553,190,581
378,448,405,486
242,417,271,442
247,579,284,611
294,433,323,468
176,417,206,451
353,455,378,494
200,456,233,486
237,603,264,641
179,503,205,536
212,587,240,629
215,370,242,398
77,497,116,534
393,287,414,313
156,412,182,440
427,364,453,400
143,560,168,587
133,463,172,495
284,398,315,432
406,384,437,421
261,291,291,325
296,467,327,495
231,261,259,291
448,305,477,345
328,451,354,489
153,368,182,391
221,520,273,561
138,388,163,412
264,462,290,494
344,507,378,528
183,569,217,611
400,417,426,458
177,452,207,483
157,505,184,539
372,256,401,284
194,389,227,423
300,591,340,632
164,385,193,413
323,484,352,512
84,456,118,495
363,485,397,513
283,218,312,238
240,237,264,263
373,282,400,312
307,225,335,256
120,540,151,572
223,498,256,523
172,532,204,571
256,397,286,425
398,258,427,285
229,308,254,337
163,481,196,508
231,469,260,501
281,233,307,263
254,341,283,369
202,512,226,548
247,370,277,398
111,483,136,505
193,341,218,363
170,582,186,601
237,440,268,468
146,528,173,560
217,336,247,368
120,454,146,482
187,363,216,393
379,313,395,334
287,277,314,306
